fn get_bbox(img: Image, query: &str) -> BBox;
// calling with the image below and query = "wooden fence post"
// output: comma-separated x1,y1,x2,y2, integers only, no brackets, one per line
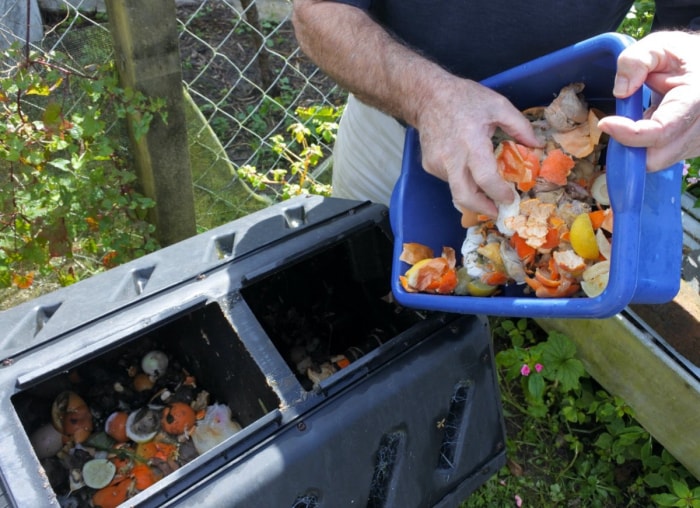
104,0,197,246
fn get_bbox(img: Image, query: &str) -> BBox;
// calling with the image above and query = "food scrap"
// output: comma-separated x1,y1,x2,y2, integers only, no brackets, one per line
28,348,242,507
400,83,613,298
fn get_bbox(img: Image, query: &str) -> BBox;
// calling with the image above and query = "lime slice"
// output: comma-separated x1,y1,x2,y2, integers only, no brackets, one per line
82,458,116,489
466,278,499,297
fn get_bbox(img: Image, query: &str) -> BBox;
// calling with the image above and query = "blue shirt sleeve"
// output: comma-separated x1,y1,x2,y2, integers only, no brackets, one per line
329,0,372,9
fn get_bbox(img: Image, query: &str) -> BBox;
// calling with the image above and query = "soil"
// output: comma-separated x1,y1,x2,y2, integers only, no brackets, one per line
630,279,700,368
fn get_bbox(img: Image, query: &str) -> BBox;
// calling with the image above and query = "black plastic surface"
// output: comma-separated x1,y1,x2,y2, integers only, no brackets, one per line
0,196,504,507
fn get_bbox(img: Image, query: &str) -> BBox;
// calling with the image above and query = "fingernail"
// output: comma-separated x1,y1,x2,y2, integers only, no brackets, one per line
612,76,629,97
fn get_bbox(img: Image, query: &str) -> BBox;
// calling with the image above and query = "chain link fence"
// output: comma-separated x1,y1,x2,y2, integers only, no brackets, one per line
2,0,346,230
176,0,347,227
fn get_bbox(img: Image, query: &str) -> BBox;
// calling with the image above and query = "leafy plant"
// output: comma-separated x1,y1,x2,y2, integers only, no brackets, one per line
495,323,586,418
463,318,699,507
653,479,700,508
236,104,341,202
618,0,655,38
0,44,164,292
683,159,700,206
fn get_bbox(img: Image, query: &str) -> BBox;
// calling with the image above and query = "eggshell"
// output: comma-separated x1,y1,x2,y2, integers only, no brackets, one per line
30,423,64,459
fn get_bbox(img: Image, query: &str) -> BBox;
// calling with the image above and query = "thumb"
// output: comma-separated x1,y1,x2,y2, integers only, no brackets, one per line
612,40,665,98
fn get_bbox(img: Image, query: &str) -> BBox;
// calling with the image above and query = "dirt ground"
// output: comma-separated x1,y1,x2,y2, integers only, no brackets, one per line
175,2,347,166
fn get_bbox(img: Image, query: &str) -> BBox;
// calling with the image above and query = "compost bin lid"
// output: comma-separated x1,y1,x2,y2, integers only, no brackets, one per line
0,196,374,360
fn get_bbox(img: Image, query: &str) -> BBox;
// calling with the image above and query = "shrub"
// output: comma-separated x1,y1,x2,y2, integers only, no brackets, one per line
0,45,164,292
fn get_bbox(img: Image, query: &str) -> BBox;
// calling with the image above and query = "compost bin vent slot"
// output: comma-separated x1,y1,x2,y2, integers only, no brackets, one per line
110,265,156,301
437,380,474,470
34,303,61,336
291,492,320,508
367,430,405,508
213,232,236,259
132,266,155,295
283,205,307,229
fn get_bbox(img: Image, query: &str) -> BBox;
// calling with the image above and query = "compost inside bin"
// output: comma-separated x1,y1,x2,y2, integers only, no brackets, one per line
12,303,279,507
242,225,428,391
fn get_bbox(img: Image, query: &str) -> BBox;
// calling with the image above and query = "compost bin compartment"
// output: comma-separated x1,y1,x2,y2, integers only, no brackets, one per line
240,224,429,392
12,301,281,507
0,196,505,508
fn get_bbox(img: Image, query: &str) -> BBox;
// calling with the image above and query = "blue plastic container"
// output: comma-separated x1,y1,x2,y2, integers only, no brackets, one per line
390,33,683,318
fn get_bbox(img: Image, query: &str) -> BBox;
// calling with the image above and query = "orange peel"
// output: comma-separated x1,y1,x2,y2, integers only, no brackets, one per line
495,140,541,192
540,148,575,185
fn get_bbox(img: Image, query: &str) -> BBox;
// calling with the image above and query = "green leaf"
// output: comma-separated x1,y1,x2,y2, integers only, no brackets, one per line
287,122,310,144
500,319,516,333
650,493,681,507
495,348,519,369
48,159,72,172
671,479,691,498
594,432,613,450
516,318,529,332
541,332,586,391
527,373,545,400
544,331,577,359
78,112,104,138
644,472,667,489
42,102,63,129
295,104,342,123
561,404,580,423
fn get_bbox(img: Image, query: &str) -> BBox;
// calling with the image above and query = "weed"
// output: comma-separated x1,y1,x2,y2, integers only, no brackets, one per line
683,159,700,207
463,318,699,507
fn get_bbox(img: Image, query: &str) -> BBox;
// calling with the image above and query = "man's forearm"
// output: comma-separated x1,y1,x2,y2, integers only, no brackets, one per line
292,0,452,128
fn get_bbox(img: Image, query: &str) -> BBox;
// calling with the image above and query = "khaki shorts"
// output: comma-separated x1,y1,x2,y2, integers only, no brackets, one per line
331,94,407,206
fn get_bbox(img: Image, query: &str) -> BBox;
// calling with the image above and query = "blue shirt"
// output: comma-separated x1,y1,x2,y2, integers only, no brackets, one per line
331,0,700,80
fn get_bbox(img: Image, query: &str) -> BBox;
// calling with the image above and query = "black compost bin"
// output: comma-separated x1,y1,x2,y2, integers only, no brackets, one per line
0,196,505,508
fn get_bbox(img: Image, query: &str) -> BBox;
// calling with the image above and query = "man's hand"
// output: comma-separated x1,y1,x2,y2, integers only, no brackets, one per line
414,75,541,217
293,0,540,216
598,31,700,171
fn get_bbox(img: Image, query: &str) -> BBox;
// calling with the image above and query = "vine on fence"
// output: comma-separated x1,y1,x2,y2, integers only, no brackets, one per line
236,104,341,201
0,44,164,291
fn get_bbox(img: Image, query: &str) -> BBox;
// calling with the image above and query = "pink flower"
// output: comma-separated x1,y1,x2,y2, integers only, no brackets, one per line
520,364,531,376
535,363,543,373
515,494,523,507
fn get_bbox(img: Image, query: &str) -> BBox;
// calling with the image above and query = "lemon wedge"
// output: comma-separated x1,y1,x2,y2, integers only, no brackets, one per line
570,213,599,260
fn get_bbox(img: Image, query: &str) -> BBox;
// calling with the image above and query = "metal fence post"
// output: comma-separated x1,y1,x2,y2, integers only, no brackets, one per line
105,0,197,246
